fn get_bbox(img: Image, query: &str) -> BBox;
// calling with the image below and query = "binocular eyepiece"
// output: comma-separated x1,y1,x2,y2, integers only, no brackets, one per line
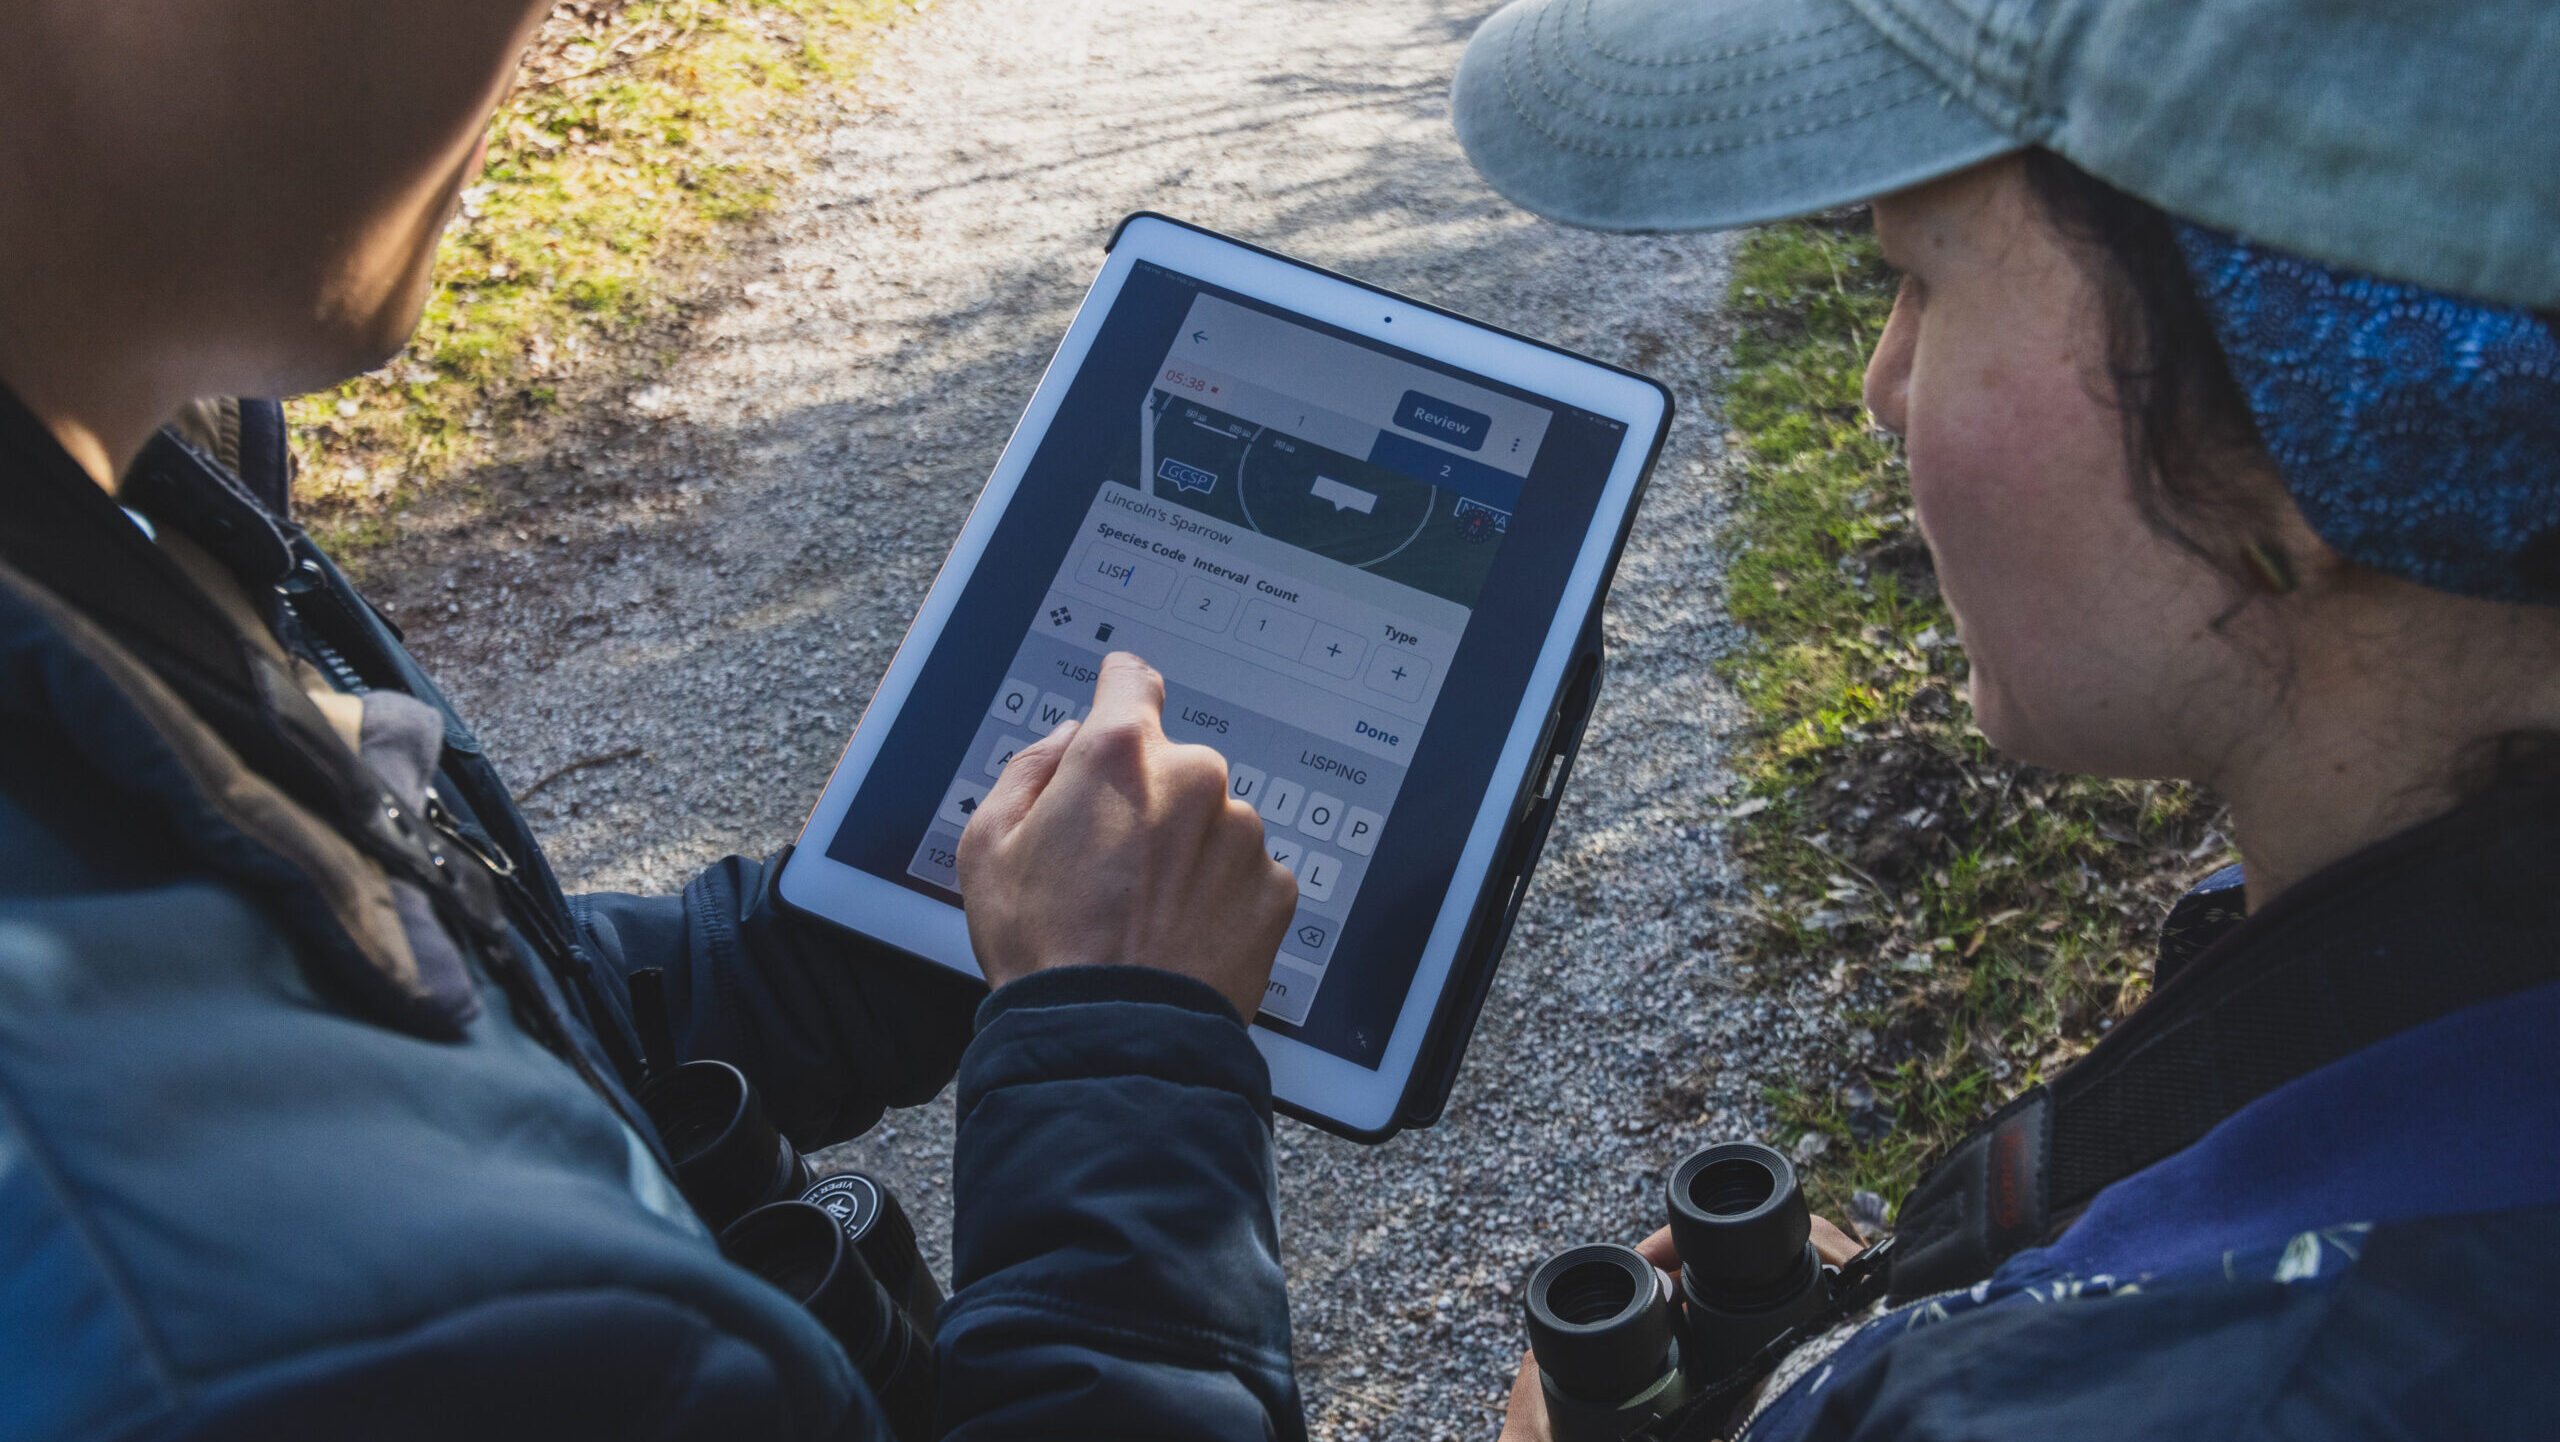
638,1061,942,1441
720,1201,937,1440
1522,1141,1831,1442
1524,1245,1688,1439
638,1058,808,1231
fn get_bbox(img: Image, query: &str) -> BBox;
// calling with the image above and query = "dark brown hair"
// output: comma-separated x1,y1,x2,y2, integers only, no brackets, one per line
2016,149,2281,587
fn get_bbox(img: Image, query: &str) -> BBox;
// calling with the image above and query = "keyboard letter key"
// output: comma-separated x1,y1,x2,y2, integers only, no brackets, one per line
1298,791,1344,842
1228,763,1266,806
1339,806,1384,856
1029,691,1079,736
1266,836,1303,875
1258,776,1304,827
1297,849,1340,903
983,734,1031,778
990,676,1040,727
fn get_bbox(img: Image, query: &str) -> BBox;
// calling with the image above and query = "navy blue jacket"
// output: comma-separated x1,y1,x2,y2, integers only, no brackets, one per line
0,391,1300,1440
1744,788,2560,1440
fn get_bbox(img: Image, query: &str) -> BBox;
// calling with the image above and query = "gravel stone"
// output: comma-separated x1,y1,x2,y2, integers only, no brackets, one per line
373,2,1835,1435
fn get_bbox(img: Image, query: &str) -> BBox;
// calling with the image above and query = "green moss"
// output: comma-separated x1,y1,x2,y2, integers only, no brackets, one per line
1709,217,2230,1219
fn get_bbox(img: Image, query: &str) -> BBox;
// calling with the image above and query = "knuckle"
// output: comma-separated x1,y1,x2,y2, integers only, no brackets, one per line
1223,794,1269,836
1077,716,1152,769
1164,743,1232,800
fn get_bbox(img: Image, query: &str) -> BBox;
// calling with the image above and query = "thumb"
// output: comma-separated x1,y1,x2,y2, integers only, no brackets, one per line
960,720,1076,859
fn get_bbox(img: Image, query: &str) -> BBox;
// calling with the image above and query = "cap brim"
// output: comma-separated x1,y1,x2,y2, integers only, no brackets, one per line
1453,0,2019,232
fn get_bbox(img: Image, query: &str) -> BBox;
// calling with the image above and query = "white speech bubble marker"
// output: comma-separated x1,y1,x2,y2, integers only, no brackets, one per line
1310,476,1377,514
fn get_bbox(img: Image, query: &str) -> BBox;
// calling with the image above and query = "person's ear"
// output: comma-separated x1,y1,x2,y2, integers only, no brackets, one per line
2223,459,2342,599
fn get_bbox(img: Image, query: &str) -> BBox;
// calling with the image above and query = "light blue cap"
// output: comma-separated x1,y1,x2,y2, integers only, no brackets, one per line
1452,0,2560,309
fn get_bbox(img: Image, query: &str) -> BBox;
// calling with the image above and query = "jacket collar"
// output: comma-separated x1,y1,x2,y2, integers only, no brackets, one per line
0,383,478,1038
2163,773,2560,992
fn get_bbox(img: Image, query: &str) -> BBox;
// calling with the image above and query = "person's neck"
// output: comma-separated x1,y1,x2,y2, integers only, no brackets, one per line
0,257,194,493
16,401,127,493
2214,600,2560,908
2220,733,2459,909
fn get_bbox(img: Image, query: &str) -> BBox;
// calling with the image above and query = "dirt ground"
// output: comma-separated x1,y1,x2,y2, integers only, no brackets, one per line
369,1,1836,1434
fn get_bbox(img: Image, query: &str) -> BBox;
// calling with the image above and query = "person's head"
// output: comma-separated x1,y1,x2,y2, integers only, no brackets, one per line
0,0,553,481
1852,151,2560,790
1453,0,2560,884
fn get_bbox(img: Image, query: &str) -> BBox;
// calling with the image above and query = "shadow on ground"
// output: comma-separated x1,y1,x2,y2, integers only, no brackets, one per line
365,3,1797,1436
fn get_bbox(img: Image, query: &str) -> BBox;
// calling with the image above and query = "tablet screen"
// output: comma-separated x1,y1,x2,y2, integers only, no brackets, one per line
820,259,1631,1068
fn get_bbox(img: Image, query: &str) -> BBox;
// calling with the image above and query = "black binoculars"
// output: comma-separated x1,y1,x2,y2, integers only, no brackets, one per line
638,1060,943,1441
1522,1142,1833,1442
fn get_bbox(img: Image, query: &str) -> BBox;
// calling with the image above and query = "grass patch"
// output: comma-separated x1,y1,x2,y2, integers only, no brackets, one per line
1705,214,2234,1220
286,0,926,560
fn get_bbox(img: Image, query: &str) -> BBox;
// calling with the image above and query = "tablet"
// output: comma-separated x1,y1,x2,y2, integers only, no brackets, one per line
781,214,1670,1139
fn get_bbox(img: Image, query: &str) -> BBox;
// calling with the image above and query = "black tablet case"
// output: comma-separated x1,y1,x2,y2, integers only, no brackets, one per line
786,216,1666,1143
1375,612,1606,1138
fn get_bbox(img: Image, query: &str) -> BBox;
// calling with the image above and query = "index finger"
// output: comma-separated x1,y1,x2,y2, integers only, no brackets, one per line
1081,651,1167,735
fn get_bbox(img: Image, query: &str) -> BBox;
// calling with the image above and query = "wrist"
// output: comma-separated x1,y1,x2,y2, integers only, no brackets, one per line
959,966,1273,1129
978,963,1245,1031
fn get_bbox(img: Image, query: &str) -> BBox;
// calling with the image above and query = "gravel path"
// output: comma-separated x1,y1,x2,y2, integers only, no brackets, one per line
377,2,1833,1435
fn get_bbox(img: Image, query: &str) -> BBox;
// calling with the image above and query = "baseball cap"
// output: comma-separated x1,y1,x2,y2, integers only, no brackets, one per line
1451,0,2560,310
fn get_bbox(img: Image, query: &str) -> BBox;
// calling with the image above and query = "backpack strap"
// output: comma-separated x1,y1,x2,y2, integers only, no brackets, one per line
1888,779,2560,1302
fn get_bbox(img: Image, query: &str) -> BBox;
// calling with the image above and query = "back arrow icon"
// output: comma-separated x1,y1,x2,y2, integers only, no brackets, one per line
1192,330,1208,343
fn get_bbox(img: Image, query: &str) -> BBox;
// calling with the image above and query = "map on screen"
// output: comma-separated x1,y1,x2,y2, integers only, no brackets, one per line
1136,390,1509,609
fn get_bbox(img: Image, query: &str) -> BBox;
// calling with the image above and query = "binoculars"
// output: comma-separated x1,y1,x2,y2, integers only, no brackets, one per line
1522,1142,1833,1442
639,1060,942,1441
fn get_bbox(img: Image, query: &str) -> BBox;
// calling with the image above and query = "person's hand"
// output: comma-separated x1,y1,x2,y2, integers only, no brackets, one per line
957,652,1296,1020
1496,1347,1554,1442
1495,1214,1868,1441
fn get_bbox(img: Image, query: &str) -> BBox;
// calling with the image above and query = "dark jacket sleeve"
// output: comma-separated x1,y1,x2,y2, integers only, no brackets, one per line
939,966,1304,1440
569,850,984,1147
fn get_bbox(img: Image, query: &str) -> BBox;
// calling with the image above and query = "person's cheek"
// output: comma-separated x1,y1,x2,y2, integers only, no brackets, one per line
1903,421,1995,642
1902,409,2046,738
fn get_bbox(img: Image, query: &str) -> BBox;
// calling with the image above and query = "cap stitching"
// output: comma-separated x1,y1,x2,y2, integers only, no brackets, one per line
1858,0,2027,120
2014,0,2073,135
1504,27,1946,160
1968,0,2038,120
1525,5,1922,133
1568,0,1865,69
1556,23,1896,100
